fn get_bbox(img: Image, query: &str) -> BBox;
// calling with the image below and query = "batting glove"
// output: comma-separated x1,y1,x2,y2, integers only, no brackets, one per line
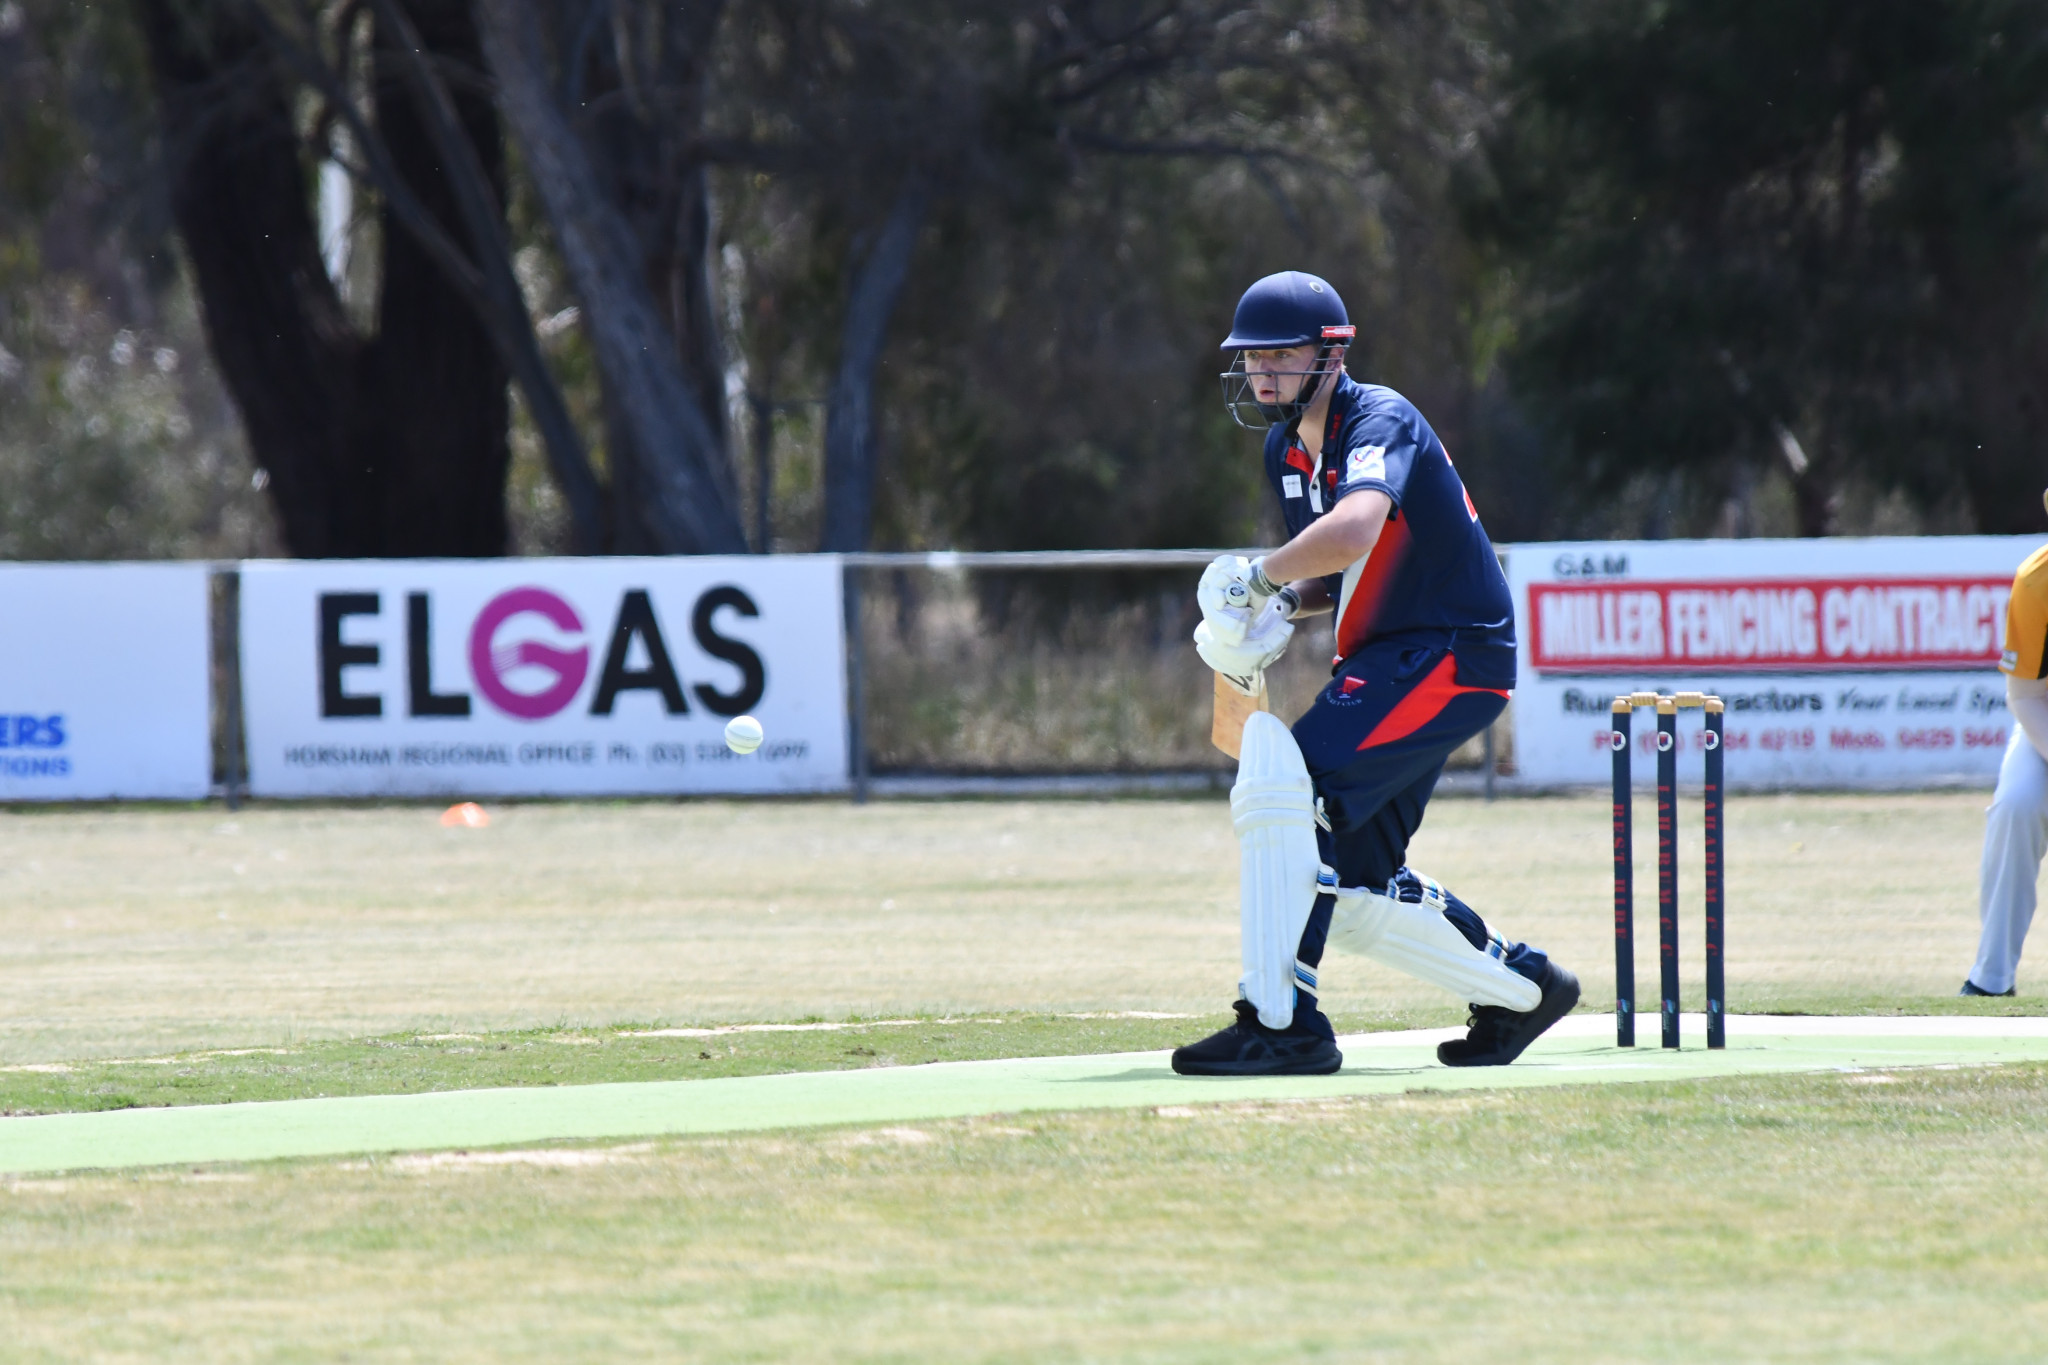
1197,554,1283,645
1194,596,1294,694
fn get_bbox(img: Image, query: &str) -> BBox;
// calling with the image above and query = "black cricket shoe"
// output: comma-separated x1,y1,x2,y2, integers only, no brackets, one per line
1436,960,1581,1067
1960,979,2016,997
1170,999,1343,1077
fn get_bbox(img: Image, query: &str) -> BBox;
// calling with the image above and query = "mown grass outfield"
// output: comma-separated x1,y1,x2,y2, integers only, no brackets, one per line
3,792,2046,1361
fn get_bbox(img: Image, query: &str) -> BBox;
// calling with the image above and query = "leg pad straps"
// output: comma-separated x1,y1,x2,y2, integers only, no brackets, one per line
1321,867,1542,1011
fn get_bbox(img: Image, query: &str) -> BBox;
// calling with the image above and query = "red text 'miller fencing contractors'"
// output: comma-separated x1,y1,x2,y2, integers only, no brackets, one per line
1506,537,2042,788
1529,577,2013,674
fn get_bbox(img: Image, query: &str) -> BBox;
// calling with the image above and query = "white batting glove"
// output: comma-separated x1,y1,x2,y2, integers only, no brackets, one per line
1195,597,1294,694
1196,555,1282,646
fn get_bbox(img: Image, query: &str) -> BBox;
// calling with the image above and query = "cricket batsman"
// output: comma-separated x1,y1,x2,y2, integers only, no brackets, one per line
1172,270,1580,1076
1961,510,2048,997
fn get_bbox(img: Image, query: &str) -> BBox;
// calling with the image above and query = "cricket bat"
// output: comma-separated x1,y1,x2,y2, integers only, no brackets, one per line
1209,671,1270,759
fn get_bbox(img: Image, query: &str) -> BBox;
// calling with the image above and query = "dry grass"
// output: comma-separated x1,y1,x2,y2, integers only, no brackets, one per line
858,574,1494,773
1,789,2043,1361
3,1066,2047,1362
0,790,2025,1064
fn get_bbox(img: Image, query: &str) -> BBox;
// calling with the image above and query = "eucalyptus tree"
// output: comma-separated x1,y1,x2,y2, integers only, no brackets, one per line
1476,0,2048,535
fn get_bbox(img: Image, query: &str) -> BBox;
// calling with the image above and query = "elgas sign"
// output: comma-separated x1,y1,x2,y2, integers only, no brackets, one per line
317,584,764,721
242,557,847,797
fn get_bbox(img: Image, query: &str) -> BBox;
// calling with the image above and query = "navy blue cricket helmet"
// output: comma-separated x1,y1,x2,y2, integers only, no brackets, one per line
1218,271,1354,428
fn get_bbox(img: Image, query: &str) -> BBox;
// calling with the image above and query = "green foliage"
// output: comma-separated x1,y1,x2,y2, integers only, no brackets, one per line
0,0,275,559
12,1,2039,556
719,1,1507,555
0,283,273,559
1475,0,2048,536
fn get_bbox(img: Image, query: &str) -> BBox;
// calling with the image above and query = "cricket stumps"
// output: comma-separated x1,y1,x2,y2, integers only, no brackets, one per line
1610,692,1725,1050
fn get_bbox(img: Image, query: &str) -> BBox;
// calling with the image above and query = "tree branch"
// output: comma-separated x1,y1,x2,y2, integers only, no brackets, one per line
822,171,931,553
475,0,747,555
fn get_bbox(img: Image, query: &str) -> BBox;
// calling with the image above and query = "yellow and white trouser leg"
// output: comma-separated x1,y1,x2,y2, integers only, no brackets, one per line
1970,725,2048,994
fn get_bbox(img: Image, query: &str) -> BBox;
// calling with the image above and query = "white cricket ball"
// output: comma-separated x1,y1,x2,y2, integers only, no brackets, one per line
724,714,764,755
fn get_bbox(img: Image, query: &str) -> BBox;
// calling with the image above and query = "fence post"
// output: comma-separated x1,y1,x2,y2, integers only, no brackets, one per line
209,564,246,810
844,561,869,803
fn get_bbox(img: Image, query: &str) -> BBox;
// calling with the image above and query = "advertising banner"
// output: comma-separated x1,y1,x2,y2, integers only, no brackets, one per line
241,557,846,797
0,563,212,801
1506,536,2045,788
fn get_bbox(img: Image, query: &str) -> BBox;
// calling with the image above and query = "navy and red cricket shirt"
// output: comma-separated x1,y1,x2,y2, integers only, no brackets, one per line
1261,373,1516,689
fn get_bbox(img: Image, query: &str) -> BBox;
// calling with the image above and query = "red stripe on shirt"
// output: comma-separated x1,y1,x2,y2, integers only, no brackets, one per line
1335,510,1411,658
1356,654,1509,751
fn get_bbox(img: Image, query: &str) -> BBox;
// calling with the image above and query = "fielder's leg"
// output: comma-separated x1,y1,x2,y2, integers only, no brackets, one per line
1171,712,1343,1076
1964,725,2048,996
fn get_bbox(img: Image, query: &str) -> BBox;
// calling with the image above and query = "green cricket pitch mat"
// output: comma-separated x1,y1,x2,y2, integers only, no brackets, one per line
6,1013,2046,1176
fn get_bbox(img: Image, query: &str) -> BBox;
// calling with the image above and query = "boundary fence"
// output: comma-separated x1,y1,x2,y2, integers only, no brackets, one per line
11,534,2025,805
186,549,1501,805
836,549,1502,803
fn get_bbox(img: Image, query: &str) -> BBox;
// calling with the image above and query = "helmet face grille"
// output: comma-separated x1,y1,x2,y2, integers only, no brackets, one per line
1218,349,1338,431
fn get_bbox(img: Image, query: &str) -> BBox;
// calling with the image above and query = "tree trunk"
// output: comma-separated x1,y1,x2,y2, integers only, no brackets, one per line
1789,474,1834,537
600,164,735,554
822,174,931,553
1775,418,1836,538
369,0,606,552
365,0,509,555
135,0,518,557
571,0,738,548
475,0,747,555
137,0,360,555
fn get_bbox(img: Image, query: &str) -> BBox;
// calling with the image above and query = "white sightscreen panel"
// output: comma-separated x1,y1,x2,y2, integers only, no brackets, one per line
0,562,212,800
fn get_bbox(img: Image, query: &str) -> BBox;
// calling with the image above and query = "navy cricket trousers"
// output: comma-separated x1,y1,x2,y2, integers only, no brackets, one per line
1284,636,1520,1015
1293,636,1507,889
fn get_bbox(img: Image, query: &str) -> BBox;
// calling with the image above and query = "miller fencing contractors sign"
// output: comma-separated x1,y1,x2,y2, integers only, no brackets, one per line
240,557,847,797
0,562,213,801
1505,536,2046,788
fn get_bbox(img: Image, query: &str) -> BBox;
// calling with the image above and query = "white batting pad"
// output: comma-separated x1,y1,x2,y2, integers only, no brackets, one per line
1232,712,1322,1029
1326,883,1542,1011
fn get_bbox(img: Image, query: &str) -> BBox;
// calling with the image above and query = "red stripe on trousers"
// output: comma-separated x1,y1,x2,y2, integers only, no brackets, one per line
1356,654,1510,751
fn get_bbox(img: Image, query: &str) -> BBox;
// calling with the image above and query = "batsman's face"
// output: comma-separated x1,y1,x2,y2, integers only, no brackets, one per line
1240,344,1322,405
